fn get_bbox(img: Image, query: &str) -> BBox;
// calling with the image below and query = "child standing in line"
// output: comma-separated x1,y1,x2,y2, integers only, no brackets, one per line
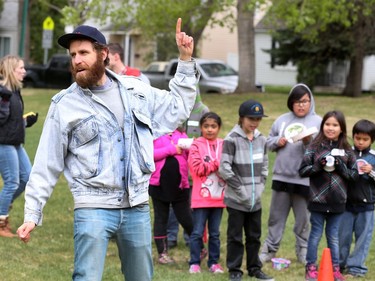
299,110,358,281
339,119,375,278
148,127,193,264
260,83,322,265
188,112,226,274
219,100,274,281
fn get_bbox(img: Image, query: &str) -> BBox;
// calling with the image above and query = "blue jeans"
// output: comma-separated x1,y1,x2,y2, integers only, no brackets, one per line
73,206,153,281
339,210,374,276
0,144,31,215
189,208,223,267
306,211,343,265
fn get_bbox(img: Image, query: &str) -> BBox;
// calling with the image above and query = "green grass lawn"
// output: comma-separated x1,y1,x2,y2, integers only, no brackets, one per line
0,88,374,281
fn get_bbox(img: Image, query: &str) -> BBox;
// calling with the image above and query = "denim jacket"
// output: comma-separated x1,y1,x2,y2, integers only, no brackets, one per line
24,60,197,225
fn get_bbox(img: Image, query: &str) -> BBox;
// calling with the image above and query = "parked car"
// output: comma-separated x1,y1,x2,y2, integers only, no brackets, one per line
143,59,264,94
144,61,169,72
24,54,73,89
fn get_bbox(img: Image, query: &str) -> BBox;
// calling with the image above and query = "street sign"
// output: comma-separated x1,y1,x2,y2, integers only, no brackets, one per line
42,16,54,49
42,30,53,49
42,16,55,64
43,16,54,31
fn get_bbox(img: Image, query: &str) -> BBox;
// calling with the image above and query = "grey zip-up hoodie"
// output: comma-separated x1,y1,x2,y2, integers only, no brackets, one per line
267,84,321,192
219,125,268,212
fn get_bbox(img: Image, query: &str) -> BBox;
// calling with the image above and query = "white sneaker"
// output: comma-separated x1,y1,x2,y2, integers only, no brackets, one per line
259,251,275,263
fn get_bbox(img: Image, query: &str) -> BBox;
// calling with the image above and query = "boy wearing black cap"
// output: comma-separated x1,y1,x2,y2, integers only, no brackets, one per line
219,100,274,281
18,19,197,281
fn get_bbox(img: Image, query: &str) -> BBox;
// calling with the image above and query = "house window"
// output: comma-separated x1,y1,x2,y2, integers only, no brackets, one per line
270,37,296,71
0,37,11,57
271,38,276,68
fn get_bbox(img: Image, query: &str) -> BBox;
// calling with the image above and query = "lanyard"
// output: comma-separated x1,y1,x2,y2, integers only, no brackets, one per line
206,139,219,160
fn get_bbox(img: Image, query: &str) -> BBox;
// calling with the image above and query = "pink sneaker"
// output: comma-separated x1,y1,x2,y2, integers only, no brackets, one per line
209,263,224,274
158,253,174,265
305,264,318,281
333,265,345,281
189,264,201,273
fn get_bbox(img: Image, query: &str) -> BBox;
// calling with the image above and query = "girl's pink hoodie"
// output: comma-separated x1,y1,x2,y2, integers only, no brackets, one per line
188,136,226,208
149,130,190,189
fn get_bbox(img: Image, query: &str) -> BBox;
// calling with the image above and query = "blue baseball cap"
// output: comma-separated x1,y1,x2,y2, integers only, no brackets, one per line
58,25,106,49
239,99,267,117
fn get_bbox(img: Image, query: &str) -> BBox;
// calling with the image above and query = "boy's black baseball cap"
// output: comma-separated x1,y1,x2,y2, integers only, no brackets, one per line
239,99,268,117
58,25,106,49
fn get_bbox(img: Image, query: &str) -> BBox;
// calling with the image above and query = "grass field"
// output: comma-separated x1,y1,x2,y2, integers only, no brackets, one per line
0,88,374,281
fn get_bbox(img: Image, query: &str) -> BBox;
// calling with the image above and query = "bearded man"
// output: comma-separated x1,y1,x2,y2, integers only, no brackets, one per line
17,19,197,281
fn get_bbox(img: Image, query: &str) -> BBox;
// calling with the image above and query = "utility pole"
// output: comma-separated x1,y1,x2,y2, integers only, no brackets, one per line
19,0,29,57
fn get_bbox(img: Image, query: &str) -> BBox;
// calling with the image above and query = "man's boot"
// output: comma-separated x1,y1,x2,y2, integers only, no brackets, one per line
0,216,17,238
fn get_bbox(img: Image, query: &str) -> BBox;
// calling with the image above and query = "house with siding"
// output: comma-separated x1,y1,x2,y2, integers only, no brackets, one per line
0,0,21,57
199,11,297,87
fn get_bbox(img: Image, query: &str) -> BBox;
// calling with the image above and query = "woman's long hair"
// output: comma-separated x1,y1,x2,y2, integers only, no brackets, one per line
0,55,23,91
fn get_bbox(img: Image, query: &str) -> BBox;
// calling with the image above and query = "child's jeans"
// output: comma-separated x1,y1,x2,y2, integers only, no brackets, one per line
306,211,343,265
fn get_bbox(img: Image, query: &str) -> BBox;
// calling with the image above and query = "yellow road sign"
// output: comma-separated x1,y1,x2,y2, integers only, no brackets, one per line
43,16,54,30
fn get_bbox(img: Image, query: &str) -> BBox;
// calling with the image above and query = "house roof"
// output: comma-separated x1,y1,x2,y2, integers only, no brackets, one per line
255,12,286,32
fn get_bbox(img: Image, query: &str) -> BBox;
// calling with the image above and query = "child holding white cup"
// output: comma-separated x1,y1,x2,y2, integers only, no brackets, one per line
339,119,375,278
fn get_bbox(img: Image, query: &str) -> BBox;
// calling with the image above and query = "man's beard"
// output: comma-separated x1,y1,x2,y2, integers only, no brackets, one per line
71,53,106,88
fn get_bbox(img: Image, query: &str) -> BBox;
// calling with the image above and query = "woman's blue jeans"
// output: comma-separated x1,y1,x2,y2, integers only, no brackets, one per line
0,144,31,215
306,211,343,265
73,206,153,281
189,207,223,267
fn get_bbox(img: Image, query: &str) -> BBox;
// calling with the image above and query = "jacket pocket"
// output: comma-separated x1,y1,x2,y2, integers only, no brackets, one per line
130,110,155,184
69,116,100,179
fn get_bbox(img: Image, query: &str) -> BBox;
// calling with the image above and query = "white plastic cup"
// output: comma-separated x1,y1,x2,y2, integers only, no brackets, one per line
177,138,194,149
356,159,368,175
326,156,335,167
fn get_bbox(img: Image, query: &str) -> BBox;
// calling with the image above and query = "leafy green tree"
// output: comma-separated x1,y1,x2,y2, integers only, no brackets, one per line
57,0,238,59
0,0,4,14
267,24,353,88
268,0,375,97
27,0,68,64
35,0,263,94
132,0,265,93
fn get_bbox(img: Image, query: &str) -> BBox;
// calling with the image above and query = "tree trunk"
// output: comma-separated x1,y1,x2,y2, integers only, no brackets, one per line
235,0,257,93
342,7,365,97
343,54,364,97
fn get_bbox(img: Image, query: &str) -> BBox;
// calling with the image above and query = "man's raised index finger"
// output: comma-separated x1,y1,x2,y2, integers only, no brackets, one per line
176,18,181,34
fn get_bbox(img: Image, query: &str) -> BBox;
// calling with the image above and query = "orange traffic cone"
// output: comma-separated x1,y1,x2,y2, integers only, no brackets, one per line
318,248,334,281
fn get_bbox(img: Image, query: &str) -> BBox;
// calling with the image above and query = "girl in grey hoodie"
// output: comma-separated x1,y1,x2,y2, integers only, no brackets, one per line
259,84,322,265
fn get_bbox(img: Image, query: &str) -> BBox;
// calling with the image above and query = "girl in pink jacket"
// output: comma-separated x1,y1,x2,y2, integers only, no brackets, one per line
188,112,226,274
149,127,193,264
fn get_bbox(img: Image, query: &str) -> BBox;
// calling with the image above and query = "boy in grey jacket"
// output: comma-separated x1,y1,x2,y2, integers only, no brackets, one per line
219,99,273,281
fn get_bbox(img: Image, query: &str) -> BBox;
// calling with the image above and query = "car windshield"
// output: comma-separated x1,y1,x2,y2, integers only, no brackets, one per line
200,63,237,77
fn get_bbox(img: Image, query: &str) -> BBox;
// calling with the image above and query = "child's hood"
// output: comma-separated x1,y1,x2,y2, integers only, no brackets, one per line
231,124,262,139
288,83,317,116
